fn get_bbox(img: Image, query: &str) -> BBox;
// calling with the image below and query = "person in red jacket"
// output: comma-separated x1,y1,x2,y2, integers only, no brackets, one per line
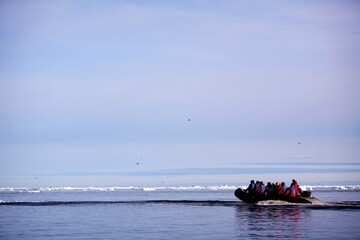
284,183,300,198
292,179,303,195
257,181,266,194
277,182,287,196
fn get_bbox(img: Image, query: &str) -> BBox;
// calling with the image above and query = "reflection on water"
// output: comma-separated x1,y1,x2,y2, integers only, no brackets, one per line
235,205,311,239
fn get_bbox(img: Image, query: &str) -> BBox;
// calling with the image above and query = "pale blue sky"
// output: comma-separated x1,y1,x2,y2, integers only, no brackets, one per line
1,0,359,187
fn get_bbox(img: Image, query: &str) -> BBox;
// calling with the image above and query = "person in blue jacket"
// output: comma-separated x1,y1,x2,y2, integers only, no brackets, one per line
245,180,256,193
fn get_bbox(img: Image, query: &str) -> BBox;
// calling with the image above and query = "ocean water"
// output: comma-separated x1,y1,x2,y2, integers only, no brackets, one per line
1,186,360,240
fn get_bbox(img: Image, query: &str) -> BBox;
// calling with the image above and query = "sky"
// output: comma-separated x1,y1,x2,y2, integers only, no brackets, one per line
0,0,360,187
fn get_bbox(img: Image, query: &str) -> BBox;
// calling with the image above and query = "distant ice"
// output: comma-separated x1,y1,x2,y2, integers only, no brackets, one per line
0,185,359,193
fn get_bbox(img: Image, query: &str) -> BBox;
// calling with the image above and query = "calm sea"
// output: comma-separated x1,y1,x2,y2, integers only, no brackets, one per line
1,188,360,239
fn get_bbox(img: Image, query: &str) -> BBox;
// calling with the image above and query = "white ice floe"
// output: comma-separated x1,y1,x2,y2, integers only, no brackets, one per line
300,185,360,192
28,190,41,193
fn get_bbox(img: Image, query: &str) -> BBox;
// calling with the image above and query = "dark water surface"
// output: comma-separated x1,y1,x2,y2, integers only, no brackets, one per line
1,190,359,239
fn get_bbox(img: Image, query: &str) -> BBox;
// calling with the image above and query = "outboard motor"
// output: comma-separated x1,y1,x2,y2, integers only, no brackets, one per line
302,191,311,198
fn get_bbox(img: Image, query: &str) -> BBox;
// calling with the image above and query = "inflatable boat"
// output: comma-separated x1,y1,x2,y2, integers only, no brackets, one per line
234,188,319,204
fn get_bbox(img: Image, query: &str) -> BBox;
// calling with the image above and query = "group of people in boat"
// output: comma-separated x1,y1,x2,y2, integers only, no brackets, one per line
244,179,302,200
